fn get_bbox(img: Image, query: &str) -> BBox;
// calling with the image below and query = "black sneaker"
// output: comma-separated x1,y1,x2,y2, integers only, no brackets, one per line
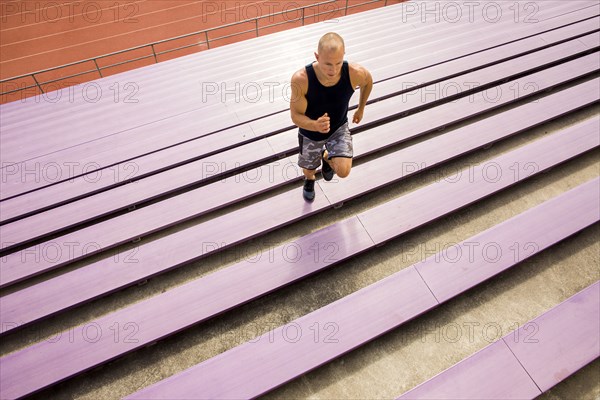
303,178,315,201
321,149,334,181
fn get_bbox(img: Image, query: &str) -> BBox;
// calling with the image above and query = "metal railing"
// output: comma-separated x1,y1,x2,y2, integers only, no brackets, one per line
0,0,393,98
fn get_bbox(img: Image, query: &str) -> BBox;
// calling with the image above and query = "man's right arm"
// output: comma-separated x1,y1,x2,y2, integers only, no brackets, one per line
290,71,331,133
290,70,317,131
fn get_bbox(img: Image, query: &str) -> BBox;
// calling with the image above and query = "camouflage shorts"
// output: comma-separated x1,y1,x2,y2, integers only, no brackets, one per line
297,123,353,170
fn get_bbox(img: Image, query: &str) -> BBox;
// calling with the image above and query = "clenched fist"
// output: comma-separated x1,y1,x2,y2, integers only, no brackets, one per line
314,113,330,133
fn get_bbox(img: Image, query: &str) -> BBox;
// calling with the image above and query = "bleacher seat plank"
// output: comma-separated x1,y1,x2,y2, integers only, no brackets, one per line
505,282,600,392
399,341,542,399
1,82,596,334
126,267,436,400
1,1,595,201
2,45,596,254
1,120,596,398
539,14,599,45
578,31,600,47
398,281,600,399
0,121,260,220
122,178,599,400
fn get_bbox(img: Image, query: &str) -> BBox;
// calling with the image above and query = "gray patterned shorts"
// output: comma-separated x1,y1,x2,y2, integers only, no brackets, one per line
297,123,353,170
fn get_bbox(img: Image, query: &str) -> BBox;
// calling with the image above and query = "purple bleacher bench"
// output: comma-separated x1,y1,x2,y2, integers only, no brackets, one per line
1,120,597,398
398,281,600,399
1,77,597,335
122,178,599,399
1,50,597,289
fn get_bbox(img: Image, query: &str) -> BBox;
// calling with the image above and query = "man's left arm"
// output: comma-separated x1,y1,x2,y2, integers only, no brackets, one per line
351,64,373,124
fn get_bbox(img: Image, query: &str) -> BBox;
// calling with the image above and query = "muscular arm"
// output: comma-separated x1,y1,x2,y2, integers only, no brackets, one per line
290,70,331,133
357,66,373,109
350,63,373,124
289,70,316,131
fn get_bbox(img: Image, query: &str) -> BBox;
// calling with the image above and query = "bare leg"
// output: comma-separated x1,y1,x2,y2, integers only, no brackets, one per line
303,168,317,180
323,150,352,178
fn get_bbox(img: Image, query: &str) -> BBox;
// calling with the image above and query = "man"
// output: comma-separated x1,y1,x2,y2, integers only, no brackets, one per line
290,32,373,201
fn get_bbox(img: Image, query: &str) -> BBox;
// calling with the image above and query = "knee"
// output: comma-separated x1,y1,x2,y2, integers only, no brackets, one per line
337,167,351,178
303,168,317,179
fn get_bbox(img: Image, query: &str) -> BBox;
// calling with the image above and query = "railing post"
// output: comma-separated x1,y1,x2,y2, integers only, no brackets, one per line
150,44,159,63
205,31,210,49
301,6,305,25
93,59,103,78
345,0,349,15
31,74,44,94
255,18,259,37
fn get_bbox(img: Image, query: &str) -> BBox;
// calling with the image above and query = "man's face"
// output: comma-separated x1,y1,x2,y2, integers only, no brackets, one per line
315,48,344,78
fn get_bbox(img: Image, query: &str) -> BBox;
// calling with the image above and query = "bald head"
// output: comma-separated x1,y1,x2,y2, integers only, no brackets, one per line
318,32,345,55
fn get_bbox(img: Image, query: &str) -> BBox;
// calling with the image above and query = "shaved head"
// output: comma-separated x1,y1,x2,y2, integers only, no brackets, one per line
318,32,345,54
314,32,345,82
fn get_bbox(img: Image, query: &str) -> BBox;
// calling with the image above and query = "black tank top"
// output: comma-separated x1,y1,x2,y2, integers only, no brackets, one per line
298,61,355,141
